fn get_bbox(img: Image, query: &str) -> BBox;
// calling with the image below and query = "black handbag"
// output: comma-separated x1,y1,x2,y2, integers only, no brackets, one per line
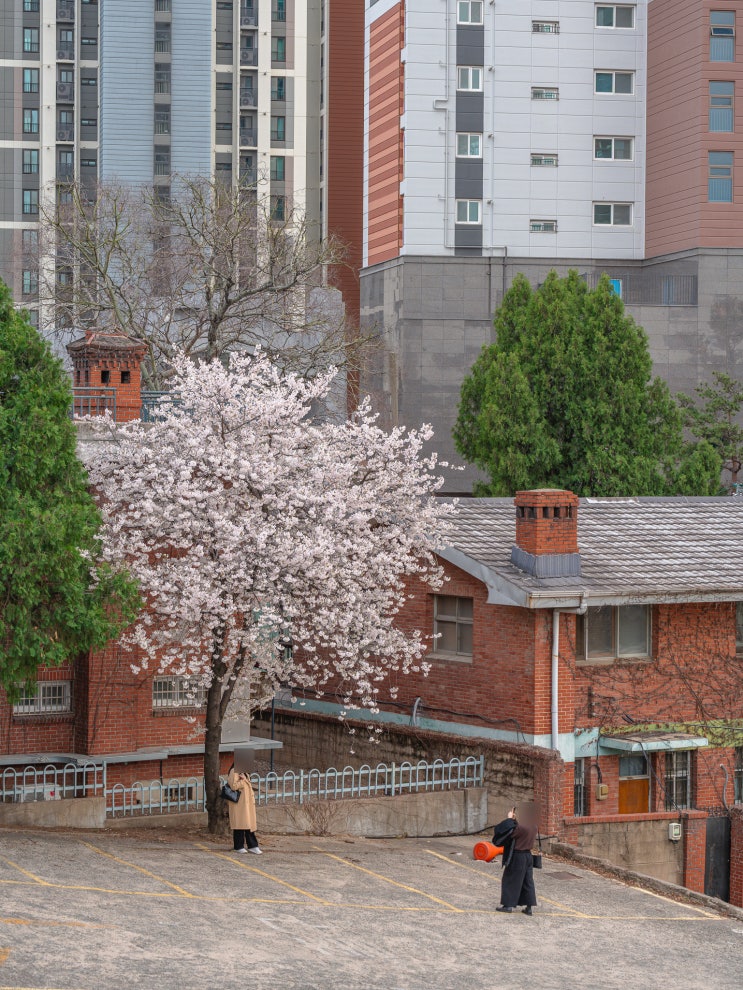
221,782,240,803
532,832,543,869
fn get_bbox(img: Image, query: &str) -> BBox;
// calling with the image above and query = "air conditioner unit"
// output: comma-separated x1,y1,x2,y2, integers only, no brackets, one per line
56,82,73,100
57,128,74,141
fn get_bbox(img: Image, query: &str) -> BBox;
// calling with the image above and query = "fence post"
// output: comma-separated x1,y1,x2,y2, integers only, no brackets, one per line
390,762,396,797
299,769,304,806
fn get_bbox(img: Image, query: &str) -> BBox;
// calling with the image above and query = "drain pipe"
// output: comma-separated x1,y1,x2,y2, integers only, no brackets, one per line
551,596,588,751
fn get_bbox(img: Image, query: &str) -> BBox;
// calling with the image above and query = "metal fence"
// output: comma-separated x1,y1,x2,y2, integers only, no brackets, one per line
0,763,104,803
105,757,484,818
0,757,484,818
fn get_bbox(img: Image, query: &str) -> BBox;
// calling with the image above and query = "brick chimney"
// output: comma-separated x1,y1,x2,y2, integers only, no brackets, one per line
67,329,146,422
511,489,581,578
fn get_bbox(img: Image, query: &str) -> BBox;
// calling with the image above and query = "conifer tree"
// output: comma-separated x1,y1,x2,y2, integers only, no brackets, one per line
454,271,721,496
0,280,139,696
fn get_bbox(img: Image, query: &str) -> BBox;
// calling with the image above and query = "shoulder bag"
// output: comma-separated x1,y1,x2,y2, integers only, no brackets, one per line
532,831,543,870
221,782,240,803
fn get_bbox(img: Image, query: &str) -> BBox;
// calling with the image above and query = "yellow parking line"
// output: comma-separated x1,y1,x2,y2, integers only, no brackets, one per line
79,841,195,898
424,849,588,918
625,884,720,920
0,950,9,965
0,859,51,887
195,844,329,904
317,849,464,913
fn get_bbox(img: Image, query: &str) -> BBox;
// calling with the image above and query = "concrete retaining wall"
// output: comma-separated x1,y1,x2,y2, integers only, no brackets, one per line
253,709,560,828
0,797,106,829
256,787,488,838
568,816,684,886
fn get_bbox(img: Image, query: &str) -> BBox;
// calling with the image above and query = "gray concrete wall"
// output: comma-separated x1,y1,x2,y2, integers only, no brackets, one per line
253,709,542,828
571,818,684,886
257,787,487,838
360,248,743,493
0,797,105,829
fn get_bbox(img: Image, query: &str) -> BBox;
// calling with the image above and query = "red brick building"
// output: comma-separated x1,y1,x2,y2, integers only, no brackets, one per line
284,488,743,902
0,330,276,800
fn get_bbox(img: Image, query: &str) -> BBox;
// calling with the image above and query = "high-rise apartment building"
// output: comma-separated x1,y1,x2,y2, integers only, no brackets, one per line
361,0,743,489
0,0,364,336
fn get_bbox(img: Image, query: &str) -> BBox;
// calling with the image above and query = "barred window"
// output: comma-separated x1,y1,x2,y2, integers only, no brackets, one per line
665,751,692,810
13,681,71,715
152,676,207,709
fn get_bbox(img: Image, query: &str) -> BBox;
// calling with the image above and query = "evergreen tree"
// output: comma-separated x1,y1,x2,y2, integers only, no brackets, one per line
454,271,721,496
0,280,139,696
678,372,743,490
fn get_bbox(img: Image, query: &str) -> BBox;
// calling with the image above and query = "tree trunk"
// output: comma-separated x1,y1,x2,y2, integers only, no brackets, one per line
204,676,224,833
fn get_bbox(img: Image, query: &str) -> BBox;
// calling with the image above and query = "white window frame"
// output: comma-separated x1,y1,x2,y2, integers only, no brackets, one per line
594,71,635,95
577,604,650,662
457,66,483,92
152,676,207,709
531,153,558,167
456,132,482,158
593,202,633,226
456,199,482,224
595,5,636,29
13,681,71,715
594,136,634,161
457,0,483,25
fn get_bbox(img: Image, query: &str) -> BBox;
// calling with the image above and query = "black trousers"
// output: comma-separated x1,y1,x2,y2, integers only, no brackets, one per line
233,828,259,850
500,849,537,908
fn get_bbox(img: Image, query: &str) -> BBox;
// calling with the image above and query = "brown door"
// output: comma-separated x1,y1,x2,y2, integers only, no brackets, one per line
618,777,649,814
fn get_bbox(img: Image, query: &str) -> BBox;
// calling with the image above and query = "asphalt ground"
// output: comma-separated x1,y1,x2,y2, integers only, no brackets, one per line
0,828,741,990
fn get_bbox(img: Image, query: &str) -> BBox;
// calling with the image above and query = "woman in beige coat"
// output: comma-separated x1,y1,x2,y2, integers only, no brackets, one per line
227,765,262,854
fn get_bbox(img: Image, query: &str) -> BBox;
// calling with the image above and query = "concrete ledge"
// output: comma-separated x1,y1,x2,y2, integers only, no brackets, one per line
104,789,488,838
552,841,743,921
0,797,105,829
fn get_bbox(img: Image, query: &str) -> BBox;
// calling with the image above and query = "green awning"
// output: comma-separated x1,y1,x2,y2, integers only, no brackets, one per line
600,731,708,753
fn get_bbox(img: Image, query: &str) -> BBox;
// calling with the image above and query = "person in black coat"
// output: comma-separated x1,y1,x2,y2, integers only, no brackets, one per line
493,804,538,915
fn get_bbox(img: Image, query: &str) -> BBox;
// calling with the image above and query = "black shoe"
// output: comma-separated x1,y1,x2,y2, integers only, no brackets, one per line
522,907,533,916
496,906,513,913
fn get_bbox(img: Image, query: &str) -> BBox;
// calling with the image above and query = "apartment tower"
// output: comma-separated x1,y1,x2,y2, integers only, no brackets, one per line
362,0,743,489
0,0,364,336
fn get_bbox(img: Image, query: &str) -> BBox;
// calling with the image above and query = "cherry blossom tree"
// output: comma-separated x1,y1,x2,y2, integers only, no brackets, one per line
86,353,453,831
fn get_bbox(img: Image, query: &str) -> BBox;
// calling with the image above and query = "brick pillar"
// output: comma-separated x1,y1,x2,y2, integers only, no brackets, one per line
533,751,565,837
731,806,743,908
681,810,708,894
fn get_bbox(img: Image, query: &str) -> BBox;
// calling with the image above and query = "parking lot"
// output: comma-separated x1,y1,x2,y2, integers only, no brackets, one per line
1,827,741,990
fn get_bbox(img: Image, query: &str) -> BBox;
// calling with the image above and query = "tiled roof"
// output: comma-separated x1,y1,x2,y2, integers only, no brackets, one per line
441,497,743,607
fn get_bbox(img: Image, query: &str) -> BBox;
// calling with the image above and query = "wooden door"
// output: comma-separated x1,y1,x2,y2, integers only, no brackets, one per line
618,777,649,814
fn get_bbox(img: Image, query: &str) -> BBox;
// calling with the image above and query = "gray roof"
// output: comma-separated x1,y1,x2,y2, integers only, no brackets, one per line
440,497,743,608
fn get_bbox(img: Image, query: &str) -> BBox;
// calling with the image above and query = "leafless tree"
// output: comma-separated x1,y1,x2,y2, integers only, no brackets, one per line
37,174,368,391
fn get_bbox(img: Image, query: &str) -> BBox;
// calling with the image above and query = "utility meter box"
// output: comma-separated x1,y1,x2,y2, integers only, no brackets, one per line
668,822,682,842
595,783,609,801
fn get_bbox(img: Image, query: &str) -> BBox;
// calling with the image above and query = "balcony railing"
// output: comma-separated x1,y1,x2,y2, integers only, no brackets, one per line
56,126,74,142
57,4,75,22
240,48,258,66
239,128,257,146
56,46,74,61
71,387,116,420
240,166,257,185
56,81,74,101
57,163,74,179
240,87,256,107
241,8,258,26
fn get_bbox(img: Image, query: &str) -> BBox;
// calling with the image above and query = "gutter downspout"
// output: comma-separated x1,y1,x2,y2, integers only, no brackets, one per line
551,595,588,752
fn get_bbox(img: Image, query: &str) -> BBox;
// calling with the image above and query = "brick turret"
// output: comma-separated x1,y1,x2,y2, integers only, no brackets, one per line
67,329,146,422
511,489,581,577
